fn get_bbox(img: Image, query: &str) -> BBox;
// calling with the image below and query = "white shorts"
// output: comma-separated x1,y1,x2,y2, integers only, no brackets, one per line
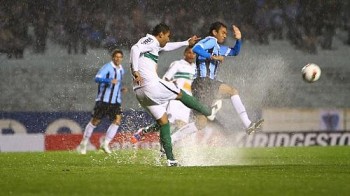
134,80,180,120
167,100,191,124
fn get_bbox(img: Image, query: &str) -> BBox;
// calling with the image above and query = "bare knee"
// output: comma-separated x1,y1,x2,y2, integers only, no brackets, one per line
157,113,169,126
231,87,239,95
218,84,239,97
90,118,101,126
112,115,122,125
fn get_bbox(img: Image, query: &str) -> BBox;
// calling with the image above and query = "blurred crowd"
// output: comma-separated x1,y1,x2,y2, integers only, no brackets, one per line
1,0,350,59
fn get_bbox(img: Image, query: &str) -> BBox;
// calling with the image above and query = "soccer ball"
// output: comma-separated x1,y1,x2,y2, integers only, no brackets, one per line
301,63,321,83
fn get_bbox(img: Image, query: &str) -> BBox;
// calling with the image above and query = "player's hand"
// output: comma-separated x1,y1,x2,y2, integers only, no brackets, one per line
232,25,241,40
211,55,224,62
111,79,118,84
188,35,201,46
133,71,142,85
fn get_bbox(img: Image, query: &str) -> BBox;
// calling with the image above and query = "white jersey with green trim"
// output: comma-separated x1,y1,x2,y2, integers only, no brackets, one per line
130,34,189,88
163,59,196,95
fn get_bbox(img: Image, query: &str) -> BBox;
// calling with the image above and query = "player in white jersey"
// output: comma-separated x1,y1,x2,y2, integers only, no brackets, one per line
130,23,220,166
163,46,196,128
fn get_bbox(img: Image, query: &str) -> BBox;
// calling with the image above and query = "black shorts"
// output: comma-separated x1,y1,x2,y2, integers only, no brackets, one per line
91,101,122,121
192,77,223,108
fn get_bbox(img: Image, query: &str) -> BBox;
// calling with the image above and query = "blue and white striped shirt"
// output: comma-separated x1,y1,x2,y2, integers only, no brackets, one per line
95,61,125,104
193,36,241,79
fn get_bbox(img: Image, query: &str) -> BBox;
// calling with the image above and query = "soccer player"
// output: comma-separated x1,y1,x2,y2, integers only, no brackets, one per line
130,23,219,166
130,46,202,154
163,46,197,129
192,21,264,134
78,49,127,154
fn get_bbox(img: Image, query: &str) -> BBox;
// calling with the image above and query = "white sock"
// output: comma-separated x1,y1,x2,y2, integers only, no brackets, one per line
231,95,251,128
81,122,96,145
104,123,119,144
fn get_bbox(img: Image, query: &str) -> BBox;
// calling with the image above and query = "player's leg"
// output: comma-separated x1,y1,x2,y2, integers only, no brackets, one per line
158,80,217,119
133,85,178,166
177,89,213,116
78,102,104,154
130,87,162,143
156,114,175,159
100,103,123,154
191,78,223,128
130,123,160,144
79,118,100,154
147,104,177,166
218,83,264,134
100,109,122,154
218,83,251,127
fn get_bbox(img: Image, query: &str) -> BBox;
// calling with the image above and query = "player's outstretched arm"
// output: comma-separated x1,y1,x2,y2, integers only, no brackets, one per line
188,35,201,46
218,25,242,57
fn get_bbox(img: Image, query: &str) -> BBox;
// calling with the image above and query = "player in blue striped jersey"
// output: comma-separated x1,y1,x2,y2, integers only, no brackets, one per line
192,21,264,134
78,49,127,154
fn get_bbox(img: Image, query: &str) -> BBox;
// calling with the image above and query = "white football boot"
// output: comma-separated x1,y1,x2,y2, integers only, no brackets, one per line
207,99,222,121
78,143,87,155
167,159,179,167
246,119,264,135
100,141,112,154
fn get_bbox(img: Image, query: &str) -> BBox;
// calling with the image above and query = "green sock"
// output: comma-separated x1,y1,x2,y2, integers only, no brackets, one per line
179,90,211,116
159,122,174,160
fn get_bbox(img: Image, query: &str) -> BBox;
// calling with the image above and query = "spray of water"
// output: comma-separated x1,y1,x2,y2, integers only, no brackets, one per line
171,51,289,166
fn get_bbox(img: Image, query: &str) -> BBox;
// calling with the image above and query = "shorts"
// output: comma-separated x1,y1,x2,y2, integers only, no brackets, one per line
91,101,122,121
192,77,223,108
134,80,180,120
166,100,191,124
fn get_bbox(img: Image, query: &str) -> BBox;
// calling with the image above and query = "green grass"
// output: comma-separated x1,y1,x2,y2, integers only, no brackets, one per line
0,147,350,196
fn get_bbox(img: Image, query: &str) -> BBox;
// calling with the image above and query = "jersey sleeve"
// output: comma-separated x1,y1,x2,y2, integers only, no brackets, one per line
161,40,189,52
192,37,217,58
130,37,157,72
95,64,112,84
130,45,141,72
219,40,241,56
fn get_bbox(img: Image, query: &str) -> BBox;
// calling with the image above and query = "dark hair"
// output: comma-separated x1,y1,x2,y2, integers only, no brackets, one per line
184,46,193,53
208,21,227,36
111,49,123,58
151,23,170,36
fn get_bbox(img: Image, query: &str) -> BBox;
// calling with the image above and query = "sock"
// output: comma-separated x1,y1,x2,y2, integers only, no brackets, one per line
104,123,119,144
81,122,96,145
179,90,211,116
159,123,174,160
231,95,251,128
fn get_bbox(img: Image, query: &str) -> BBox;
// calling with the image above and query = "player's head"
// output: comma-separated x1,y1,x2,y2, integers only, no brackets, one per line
184,46,196,63
111,49,123,65
152,23,171,47
209,21,227,44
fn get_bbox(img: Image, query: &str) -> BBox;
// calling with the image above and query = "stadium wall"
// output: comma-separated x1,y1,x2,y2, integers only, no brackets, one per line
262,108,348,132
0,110,350,152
